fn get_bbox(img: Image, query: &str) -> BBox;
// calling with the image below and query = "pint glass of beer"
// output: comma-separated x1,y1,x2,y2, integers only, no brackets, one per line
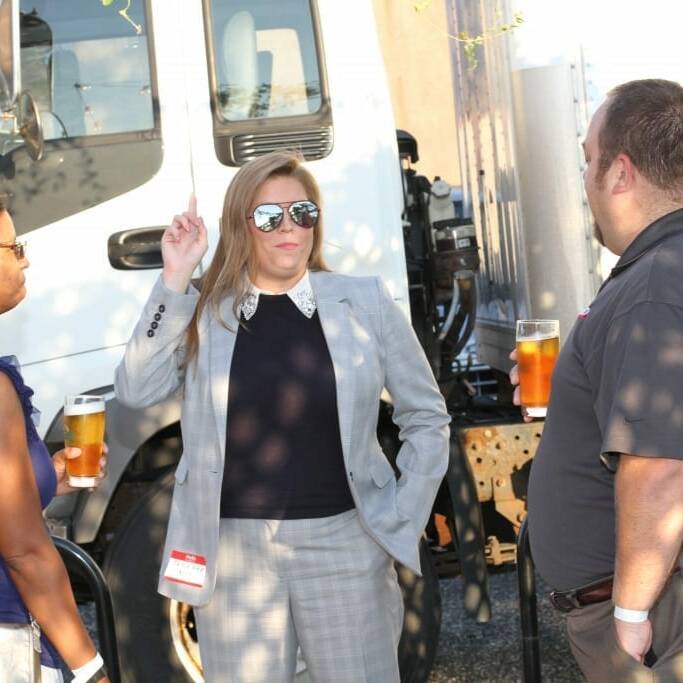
515,320,560,418
64,395,106,488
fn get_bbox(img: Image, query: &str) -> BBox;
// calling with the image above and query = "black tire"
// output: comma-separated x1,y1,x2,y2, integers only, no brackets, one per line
103,472,441,682
102,471,195,683
397,539,442,683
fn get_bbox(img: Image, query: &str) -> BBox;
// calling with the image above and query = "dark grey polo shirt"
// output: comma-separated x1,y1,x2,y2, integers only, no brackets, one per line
528,208,683,591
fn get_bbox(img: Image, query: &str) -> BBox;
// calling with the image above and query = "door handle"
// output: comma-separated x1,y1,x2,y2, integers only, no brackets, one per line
108,227,165,270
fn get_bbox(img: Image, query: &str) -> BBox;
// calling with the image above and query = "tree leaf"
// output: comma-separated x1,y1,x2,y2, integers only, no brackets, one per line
413,0,432,12
101,0,115,6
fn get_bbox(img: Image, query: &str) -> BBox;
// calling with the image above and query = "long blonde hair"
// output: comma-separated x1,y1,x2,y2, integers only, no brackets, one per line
184,151,329,365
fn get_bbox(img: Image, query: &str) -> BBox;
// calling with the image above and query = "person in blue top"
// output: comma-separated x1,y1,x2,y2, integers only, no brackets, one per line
0,198,109,683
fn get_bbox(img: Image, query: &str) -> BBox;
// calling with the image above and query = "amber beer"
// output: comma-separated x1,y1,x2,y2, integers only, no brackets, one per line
64,395,105,487
516,320,560,418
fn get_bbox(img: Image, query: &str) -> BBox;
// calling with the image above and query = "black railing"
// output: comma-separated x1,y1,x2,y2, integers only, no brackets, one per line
446,433,491,622
53,536,121,683
516,518,541,683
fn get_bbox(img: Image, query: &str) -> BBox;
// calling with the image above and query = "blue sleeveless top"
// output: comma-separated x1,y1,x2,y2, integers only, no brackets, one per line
0,356,61,668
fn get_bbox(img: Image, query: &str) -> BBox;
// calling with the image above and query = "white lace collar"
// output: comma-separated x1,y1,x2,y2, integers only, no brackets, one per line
239,271,316,320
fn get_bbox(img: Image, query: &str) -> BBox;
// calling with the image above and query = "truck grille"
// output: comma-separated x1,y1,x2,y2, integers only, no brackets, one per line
232,127,333,164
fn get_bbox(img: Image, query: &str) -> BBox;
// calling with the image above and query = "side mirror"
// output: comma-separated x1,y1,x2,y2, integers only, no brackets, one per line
0,1,45,161
16,90,43,161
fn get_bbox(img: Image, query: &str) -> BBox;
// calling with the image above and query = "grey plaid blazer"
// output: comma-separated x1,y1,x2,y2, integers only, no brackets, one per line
114,271,450,606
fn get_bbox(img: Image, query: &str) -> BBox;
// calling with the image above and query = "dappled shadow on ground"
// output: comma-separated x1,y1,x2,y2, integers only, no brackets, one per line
430,569,582,683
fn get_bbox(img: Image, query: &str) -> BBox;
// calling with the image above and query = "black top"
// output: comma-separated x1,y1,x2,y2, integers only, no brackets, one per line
220,293,355,519
528,208,683,591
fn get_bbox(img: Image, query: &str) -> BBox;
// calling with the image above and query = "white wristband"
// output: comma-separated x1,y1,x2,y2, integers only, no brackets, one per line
614,606,650,623
71,652,104,682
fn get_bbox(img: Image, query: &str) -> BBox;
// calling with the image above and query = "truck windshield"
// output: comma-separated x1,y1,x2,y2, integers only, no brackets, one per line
20,0,154,140
206,0,322,121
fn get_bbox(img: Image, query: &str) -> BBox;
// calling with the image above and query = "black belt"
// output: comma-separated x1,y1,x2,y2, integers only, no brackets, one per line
550,575,615,613
550,568,680,614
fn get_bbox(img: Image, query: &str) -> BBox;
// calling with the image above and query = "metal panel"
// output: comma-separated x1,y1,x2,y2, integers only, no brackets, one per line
510,63,600,346
231,125,333,163
449,0,530,369
448,0,602,370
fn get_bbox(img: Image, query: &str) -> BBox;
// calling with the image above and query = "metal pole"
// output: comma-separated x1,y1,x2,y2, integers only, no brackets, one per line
53,536,121,683
446,433,491,622
516,519,541,683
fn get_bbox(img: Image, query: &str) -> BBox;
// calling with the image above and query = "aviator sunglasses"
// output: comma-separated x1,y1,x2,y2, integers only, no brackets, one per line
248,200,319,232
0,241,26,260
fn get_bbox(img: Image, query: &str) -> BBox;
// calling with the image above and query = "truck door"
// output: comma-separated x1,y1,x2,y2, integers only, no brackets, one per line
1,0,194,426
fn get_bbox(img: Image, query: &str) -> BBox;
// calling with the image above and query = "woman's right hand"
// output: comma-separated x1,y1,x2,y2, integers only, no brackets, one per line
161,194,208,293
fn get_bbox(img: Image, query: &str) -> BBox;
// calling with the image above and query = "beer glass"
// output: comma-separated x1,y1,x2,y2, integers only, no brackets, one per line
515,320,560,418
63,395,106,488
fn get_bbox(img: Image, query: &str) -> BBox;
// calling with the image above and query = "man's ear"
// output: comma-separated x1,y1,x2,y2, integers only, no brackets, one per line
610,153,636,195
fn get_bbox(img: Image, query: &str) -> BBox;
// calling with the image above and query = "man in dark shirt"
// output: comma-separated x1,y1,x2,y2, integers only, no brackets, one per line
512,79,683,682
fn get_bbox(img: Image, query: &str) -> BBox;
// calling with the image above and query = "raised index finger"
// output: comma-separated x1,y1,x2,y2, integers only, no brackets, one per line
188,193,197,219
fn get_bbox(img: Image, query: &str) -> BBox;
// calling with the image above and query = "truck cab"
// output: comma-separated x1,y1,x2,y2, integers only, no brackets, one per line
0,1,452,681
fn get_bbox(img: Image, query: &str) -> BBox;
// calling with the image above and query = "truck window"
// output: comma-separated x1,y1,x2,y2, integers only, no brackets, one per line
205,0,332,165
21,2,154,140
3,1,160,235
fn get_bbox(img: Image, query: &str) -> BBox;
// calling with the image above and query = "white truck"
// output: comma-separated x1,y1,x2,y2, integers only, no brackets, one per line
2,0,679,681
1,1,468,681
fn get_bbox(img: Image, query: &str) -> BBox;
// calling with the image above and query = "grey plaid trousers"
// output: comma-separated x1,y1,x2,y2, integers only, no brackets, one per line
194,509,403,683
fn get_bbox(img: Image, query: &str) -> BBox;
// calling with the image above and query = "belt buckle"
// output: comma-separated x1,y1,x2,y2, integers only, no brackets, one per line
549,590,582,613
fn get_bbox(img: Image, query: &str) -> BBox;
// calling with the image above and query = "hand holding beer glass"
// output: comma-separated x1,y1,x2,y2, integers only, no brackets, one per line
63,395,106,488
515,320,560,418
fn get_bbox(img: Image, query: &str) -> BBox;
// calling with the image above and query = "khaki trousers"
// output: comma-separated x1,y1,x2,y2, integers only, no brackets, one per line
566,573,683,682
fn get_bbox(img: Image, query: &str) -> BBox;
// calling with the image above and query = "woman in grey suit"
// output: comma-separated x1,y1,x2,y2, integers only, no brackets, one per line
115,151,450,683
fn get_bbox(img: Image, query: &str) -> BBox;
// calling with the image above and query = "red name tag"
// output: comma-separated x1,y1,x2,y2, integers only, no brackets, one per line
163,550,207,588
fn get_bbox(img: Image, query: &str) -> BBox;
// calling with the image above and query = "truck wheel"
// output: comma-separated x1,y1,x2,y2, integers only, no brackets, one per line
103,471,199,682
397,539,442,683
104,472,441,682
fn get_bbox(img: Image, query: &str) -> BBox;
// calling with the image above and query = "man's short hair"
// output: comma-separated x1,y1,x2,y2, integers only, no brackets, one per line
599,79,683,195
